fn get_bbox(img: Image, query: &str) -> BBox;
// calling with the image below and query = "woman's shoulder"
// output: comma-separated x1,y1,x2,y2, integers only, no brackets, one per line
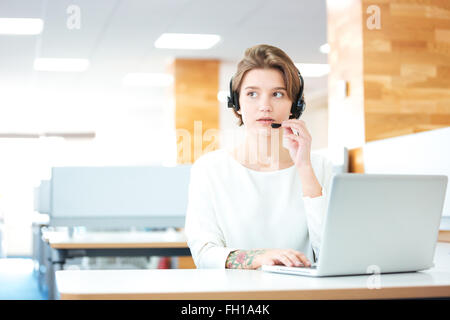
190,149,231,183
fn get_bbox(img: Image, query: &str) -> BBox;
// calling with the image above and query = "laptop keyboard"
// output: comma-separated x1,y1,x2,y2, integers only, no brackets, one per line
290,263,317,269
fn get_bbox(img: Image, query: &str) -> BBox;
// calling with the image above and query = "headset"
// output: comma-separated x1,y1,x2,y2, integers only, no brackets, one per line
227,69,306,119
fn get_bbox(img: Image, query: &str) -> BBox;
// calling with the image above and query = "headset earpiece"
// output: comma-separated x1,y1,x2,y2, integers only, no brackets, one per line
290,71,306,119
227,77,240,111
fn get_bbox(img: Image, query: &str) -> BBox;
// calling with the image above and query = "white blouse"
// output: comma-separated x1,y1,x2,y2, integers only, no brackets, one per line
184,148,334,269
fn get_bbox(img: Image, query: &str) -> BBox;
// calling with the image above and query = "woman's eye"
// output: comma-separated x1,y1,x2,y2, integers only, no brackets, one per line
247,92,257,97
273,92,284,98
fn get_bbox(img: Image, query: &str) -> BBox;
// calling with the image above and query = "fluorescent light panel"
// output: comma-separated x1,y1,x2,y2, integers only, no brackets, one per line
122,73,174,87
0,132,95,139
0,18,43,35
295,63,330,78
33,58,90,72
155,33,221,49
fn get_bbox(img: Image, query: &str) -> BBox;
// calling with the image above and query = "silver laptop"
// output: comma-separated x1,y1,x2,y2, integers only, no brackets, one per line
261,173,448,277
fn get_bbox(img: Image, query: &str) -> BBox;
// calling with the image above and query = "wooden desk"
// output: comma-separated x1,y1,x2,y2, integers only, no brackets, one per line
43,229,189,249
439,230,450,243
43,229,191,300
55,242,450,300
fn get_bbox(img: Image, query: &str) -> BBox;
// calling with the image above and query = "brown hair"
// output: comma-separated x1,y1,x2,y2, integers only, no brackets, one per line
230,44,304,126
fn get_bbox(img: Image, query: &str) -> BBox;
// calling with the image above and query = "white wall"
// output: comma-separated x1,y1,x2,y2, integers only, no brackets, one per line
363,127,450,217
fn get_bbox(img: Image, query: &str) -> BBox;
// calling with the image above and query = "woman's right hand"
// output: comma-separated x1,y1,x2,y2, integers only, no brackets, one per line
226,249,312,269
255,249,312,268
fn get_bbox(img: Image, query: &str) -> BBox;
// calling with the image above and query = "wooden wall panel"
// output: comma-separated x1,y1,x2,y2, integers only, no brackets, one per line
171,60,220,268
362,0,450,142
327,0,450,172
348,147,365,173
172,59,220,164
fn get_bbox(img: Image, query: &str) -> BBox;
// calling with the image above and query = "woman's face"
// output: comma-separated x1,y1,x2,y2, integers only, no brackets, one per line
237,68,292,136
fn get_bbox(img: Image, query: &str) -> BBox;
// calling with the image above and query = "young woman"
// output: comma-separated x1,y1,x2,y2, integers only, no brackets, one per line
184,44,334,269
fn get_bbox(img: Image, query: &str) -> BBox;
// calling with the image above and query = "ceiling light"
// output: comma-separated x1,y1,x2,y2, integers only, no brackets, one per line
0,132,95,139
295,63,330,78
320,43,330,54
154,33,221,50
0,18,43,35
122,73,174,87
33,58,89,72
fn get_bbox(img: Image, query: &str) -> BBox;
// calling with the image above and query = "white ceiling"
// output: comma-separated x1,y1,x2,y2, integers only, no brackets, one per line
0,0,327,87
0,0,328,132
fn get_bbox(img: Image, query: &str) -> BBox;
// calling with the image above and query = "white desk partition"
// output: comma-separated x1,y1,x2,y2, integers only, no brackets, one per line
363,127,450,226
34,180,51,214
50,165,191,228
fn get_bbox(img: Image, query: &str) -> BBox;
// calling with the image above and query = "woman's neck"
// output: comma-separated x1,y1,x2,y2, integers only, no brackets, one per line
234,130,294,171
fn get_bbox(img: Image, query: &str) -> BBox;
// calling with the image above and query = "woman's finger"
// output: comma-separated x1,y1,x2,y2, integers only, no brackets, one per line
293,251,311,267
284,252,302,266
292,124,310,140
282,121,311,139
284,133,305,143
283,122,307,137
282,252,304,267
278,254,295,267
282,125,294,136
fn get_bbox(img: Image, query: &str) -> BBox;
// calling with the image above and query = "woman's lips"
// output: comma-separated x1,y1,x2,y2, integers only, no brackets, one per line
257,120,274,125
256,119,282,128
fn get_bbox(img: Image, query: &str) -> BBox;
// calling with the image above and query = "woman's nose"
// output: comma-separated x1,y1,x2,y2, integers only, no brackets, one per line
262,93,272,104
259,104,272,112
259,95,272,111
259,106,272,113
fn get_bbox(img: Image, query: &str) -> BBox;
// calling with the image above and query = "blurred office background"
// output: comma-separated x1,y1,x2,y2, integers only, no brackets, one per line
0,0,331,257
0,0,449,299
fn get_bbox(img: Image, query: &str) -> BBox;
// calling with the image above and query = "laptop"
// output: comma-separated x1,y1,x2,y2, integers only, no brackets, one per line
261,173,448,277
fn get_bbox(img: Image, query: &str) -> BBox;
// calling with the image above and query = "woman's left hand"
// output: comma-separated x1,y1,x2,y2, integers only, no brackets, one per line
282,119,312,168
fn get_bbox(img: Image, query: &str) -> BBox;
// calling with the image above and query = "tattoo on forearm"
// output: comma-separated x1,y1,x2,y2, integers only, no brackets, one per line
225,249,266,269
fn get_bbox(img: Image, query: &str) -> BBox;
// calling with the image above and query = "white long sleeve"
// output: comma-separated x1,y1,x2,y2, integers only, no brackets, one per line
184,148,334,269
300,155,334,261
184,159,237,268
